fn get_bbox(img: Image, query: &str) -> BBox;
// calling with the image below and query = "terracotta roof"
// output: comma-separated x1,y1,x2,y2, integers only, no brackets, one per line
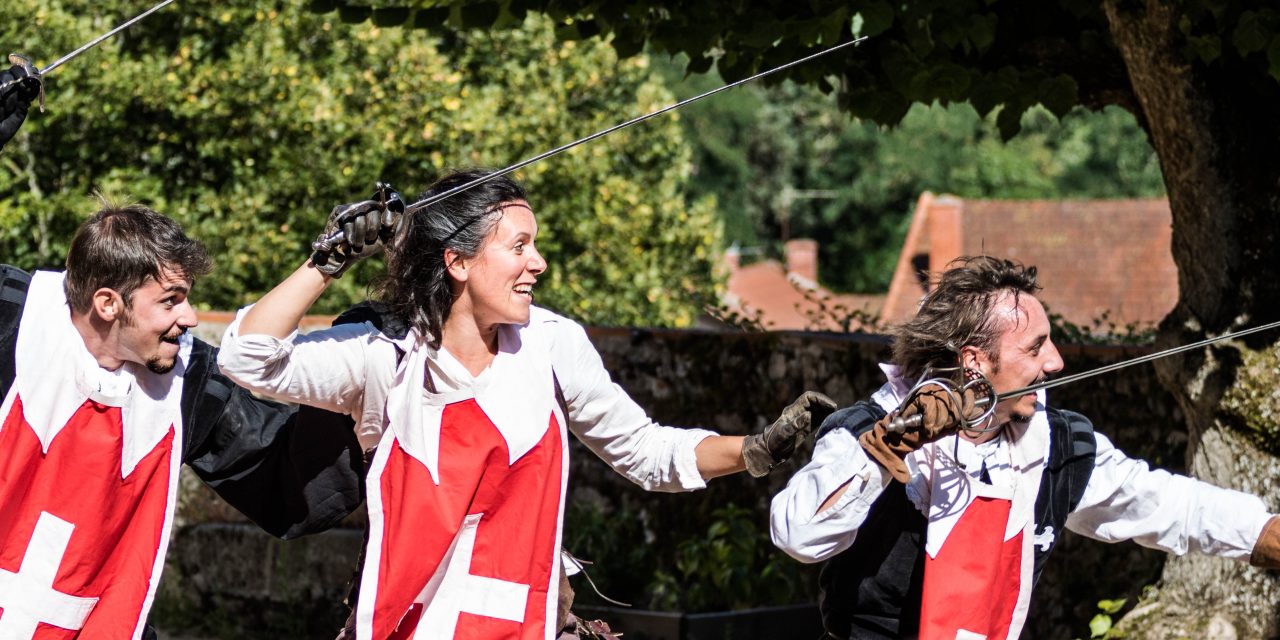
882,193,1177,330
722,255,883,332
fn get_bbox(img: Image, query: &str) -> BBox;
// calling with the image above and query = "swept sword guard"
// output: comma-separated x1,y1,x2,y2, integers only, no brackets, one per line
885,367,997,434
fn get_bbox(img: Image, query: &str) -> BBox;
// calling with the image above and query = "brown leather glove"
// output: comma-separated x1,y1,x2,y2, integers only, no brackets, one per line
742,391,837,477
1250,515,1280,569
859,384,977,483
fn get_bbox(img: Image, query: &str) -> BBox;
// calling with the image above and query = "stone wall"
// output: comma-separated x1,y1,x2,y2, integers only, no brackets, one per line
161,321,1187,638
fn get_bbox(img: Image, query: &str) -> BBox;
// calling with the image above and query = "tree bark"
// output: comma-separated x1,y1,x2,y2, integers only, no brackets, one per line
1103,0,1280,637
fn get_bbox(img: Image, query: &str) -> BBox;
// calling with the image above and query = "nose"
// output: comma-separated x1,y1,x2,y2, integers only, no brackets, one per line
177,299,198,329
1042,339,1064,374
527,245,548,275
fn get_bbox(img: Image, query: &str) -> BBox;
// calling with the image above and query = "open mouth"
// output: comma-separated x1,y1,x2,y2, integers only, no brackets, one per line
513,283,535,299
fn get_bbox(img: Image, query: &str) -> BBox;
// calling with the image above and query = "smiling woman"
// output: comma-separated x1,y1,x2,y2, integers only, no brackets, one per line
214,168,834,639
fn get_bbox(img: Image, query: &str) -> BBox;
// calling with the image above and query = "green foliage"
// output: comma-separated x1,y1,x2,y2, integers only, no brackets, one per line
1086,597,1130,639
564,500,813,612
0,2,719,327
649,504,810,611
293,0,1086,137
1047,310,1158,346
655,56,1164,293
310,1,1280,140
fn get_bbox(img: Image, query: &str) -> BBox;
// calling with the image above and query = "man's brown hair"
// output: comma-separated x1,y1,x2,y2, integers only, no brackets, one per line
892,256,1041,382
64,194,212,314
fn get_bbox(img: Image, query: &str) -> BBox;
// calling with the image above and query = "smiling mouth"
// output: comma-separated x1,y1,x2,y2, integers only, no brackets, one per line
513,284,535,299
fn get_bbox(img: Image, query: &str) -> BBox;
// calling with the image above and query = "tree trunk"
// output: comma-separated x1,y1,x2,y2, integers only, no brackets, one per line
1103,1,1280,637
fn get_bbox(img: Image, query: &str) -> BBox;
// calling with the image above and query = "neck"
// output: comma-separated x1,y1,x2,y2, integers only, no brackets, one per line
959,426,1002,444
439,308,500,376
69,311,125,371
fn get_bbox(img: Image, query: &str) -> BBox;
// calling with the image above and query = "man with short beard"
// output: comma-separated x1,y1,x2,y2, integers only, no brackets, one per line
0,199,363,639
770,256,1280,640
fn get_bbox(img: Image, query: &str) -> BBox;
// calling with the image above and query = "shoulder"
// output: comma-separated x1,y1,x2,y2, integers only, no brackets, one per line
815,399,886,440
527,305,580,329
333,300,410,339
1045,406,1097,441
1044,405,1099,464
524,305,590,344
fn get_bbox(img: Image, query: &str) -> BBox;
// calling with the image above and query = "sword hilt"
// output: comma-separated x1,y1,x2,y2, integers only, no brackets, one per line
886,395,995,434
884,369,999,435
312,229,345,253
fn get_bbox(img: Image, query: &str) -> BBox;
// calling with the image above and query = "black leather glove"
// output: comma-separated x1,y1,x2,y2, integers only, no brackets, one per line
742,390,837,477
310,182,405,278
0,56,42,150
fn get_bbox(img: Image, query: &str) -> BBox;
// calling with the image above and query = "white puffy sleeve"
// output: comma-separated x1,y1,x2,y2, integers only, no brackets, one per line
1065,431,1274,561
216,305,395,418
546,316,715,493
770,427,892,563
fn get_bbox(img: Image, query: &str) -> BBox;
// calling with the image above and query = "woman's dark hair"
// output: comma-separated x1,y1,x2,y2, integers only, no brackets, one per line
375,169,528,348
64,194,212,314
892,256,1041,382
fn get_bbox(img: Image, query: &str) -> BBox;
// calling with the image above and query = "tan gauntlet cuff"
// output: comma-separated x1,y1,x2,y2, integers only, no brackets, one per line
858,423,915,484
1250,515,1280,569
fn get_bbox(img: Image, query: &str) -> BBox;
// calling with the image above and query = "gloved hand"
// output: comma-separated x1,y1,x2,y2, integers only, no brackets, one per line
310,181,405,278
1250,515,1280,569
0,56,42,150
859,383,978,483
742,390,837,477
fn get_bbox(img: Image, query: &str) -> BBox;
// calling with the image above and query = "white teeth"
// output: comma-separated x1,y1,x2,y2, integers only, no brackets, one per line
514,285,533,294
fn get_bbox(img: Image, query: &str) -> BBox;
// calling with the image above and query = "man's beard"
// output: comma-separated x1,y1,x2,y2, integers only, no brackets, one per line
1008,374,1050,424
146,331,184,374
145,355,176,375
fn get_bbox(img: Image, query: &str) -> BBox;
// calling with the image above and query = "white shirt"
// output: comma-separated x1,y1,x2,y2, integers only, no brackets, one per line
216,305,713,493
770,381,1274,565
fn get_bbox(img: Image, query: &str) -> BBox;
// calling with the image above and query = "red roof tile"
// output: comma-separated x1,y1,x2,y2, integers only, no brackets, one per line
883,194,1176,331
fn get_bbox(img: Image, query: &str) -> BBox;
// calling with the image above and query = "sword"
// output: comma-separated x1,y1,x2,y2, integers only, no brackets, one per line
312,36,869,253
887,318,1280,433
1,0,179,97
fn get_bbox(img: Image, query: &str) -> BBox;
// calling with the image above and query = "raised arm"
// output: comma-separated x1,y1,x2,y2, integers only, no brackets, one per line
217,187,404,412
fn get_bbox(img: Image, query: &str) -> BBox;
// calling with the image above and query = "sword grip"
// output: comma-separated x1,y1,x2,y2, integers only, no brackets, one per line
312,229,346,253
886,413,922,434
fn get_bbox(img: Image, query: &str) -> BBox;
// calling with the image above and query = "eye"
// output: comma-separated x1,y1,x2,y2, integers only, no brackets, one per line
514,242,525,254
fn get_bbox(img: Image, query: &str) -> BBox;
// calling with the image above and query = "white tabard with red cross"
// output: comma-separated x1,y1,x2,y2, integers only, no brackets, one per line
0,271,185,640
355,321,567,640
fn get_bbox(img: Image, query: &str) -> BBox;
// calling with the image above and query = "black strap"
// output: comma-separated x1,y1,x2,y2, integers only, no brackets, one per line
0,265,32,401
815,400,888,441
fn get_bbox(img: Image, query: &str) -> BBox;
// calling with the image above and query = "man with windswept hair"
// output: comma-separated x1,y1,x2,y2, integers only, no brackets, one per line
770,256,1280,639
0,198,362,639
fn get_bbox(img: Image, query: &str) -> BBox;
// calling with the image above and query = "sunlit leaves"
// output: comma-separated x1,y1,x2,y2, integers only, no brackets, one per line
0,2,718,327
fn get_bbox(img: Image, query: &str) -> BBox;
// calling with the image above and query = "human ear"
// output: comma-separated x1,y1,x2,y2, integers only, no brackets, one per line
444,248,468,283
92,288,124,322
960,345,988,374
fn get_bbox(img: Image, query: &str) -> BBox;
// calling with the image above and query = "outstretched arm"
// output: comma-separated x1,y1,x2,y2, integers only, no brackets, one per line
1251,517,1280,569
184,338,364,539
693,435,747,479
1065,431,1275,562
